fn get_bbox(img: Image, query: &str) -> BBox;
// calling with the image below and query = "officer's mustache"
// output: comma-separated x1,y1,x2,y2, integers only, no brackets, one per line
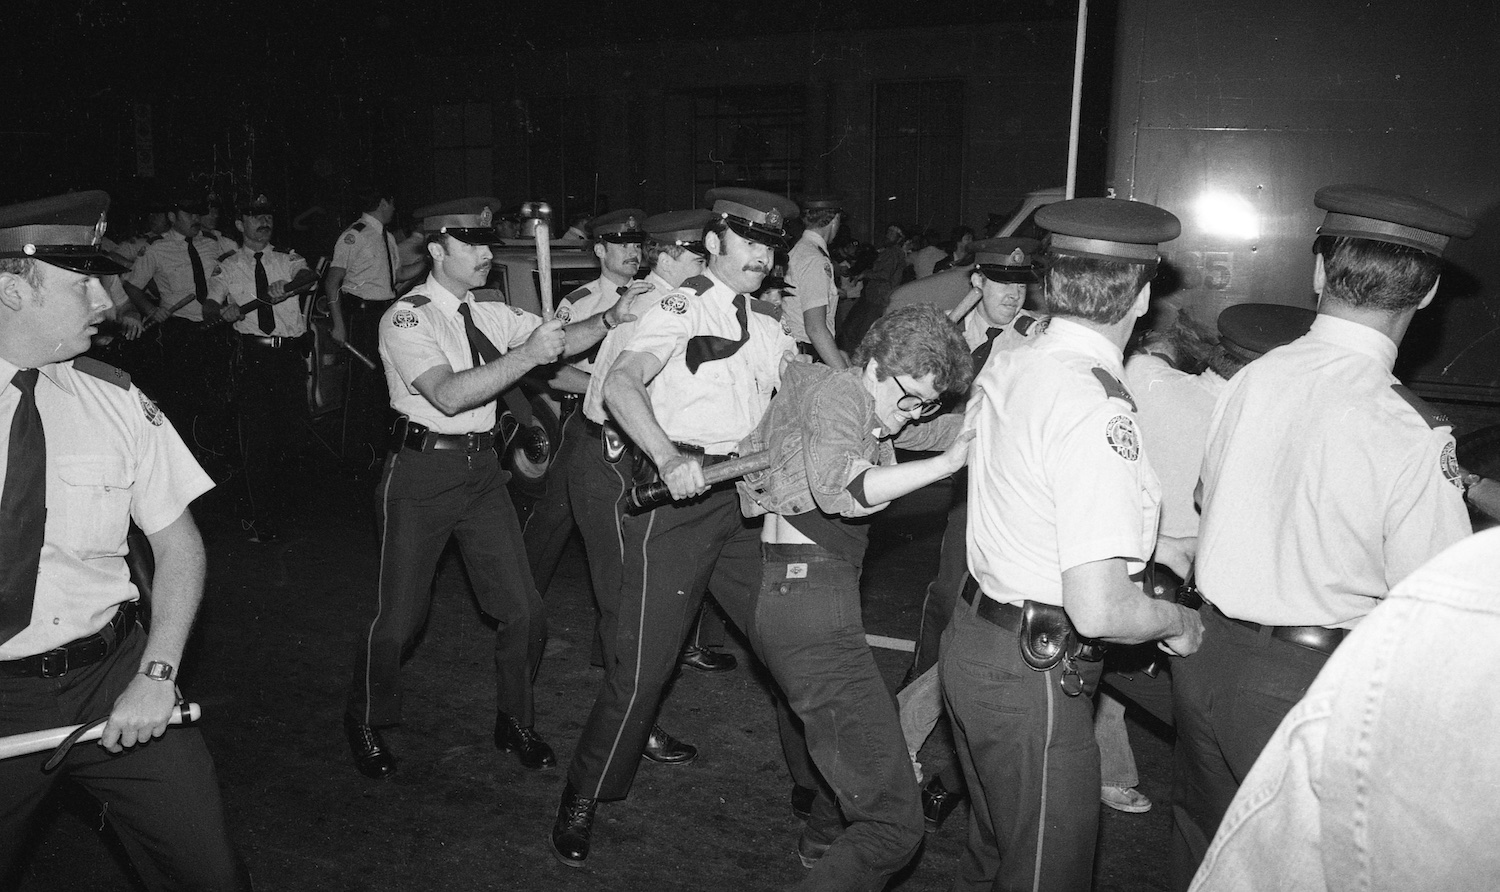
743,263,769,273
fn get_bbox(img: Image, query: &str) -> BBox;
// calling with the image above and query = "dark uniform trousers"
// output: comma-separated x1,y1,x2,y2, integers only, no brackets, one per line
940,592,1104,892
1169,602,1329,891
565,482,761,801
157,317,235,455
233,335,310,526
0,623,250,891
347,446,545,728
754,544,924,892
522,405,589,597
341,297,393,460
904,483,969,790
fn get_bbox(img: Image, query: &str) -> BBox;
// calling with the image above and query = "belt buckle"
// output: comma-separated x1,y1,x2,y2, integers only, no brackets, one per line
38,649,69,679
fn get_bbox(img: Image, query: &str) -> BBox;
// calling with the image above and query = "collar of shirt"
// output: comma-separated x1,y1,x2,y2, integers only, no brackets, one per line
1043,316,1125,373
412,274,466,312
646,272,673,292
359,212,385,234
1306,313,1398,372
0,358,75,396
799,229,829,253
701,268,735,301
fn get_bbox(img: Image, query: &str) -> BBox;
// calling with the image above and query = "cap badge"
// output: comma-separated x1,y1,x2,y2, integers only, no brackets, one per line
478,206,493,227
626,215,637,230
1007,248,1026,265
94,212,108,246
765,209,782,228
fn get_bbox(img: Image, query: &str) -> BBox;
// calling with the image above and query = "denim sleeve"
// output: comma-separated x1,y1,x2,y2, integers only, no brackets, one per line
803,373,887,517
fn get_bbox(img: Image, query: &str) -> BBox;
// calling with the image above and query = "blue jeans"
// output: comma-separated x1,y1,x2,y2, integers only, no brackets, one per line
753,543,923,892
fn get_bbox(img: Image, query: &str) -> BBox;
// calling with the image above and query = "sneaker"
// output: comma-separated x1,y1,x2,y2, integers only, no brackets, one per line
1101,785,1152,813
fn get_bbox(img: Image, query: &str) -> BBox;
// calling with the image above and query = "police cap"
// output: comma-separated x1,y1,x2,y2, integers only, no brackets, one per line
643,209,714,256
0,191,128,276
972,237,1043,284
591,209,647,244
1215,302,1316,364
705,187,799,248
1035,197,1180,265
238,193,275,217
1314,184,1476,256
414,197,505,245
800,194,843,213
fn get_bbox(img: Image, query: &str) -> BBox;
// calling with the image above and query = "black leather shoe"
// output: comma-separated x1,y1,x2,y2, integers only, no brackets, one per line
344,714,395,780
641,724,698,764
495,712,556,769
791,783,816,820
551,783,597,868
797,832,831,869
679,643,738,672
922,776,963,832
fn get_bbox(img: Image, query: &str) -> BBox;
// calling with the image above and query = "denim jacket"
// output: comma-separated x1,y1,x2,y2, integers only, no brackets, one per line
737,361,959,518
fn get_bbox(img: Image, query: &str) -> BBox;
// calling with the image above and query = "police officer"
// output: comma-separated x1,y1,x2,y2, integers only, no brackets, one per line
0,191,249,890
122,193,234,430
550,188,798,867
324,185,400,466
343,197,630,780
205,194,316,544
522,208,650,597
901,237,1046,830
944,198,1202,892
785,195,847,367
1170,186,1477,888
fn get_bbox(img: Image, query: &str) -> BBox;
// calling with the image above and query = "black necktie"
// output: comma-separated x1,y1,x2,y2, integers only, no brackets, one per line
685,293,749,373
384,233,397,294
185,236,208,303
254,251,275,334
1,369,46,645
971,327,1003,374
458,303,502,366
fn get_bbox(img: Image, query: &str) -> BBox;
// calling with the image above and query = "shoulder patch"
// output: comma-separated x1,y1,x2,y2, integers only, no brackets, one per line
750,298,782,320
391,308,420,328
1391,384,1452,430
400,295,431,307
72,356,131,389
682,275,713,296
1440,441,1464,490
1092,367,1137,412
342,233,357,245
1105,414,1140,461
555,304,573,323
138,391,165,426
660,292,689,315
562,284,591,303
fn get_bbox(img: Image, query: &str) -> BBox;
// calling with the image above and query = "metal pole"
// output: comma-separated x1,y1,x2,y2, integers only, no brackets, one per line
1066,0,1089,199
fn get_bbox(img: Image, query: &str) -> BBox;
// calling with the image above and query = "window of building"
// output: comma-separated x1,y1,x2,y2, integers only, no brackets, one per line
689,85,805,197
433,102,494,197
872,80,965,233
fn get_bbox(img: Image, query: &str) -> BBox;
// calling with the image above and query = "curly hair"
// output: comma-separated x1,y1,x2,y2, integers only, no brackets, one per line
853,304,973,396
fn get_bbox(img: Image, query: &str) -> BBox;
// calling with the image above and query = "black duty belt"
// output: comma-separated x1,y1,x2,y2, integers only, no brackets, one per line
393,418,496,454
1209,603,1345,657
960,578,1105,662
342,294,393,311
0,601,138,679
242,333,308,349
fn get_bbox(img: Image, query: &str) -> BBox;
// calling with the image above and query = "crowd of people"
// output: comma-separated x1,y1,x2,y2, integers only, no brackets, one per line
0,173,1497,892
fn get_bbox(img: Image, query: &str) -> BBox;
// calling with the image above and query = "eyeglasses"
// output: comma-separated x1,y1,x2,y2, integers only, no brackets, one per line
893,376,943,417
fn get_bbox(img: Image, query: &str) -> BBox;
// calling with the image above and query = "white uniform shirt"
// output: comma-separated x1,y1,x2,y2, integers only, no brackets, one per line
554,275,628,373
962,309,1043,354
379,275,543,434
1125,354,1225,539
207,244,310,337
330,212,398,303
582,272,673,424
784,230,837,344
624,270,794,454
966,317,1161,607
0,358,213,659
125,230,229,323
1196,314,1470,629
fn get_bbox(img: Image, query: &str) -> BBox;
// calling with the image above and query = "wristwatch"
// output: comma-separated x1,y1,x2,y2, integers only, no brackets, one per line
141,660,175,682
602,312,621,331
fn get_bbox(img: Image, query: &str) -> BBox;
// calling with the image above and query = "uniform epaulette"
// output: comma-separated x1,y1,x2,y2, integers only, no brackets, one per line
1015,314,1038,336
272,246,294,256
401,294,432,307
750,298,782,320
145,233,162,244
216,250,236,262
682,275,713,296
562,284,591,304
1091,367,1137,412
72,356,131,389
349,220,367,233
816,245,830,258
470,288,506,303
1391,384,1452,430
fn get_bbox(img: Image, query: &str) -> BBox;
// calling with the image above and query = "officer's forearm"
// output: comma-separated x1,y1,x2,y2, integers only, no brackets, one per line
604,368,678,467
562,314,609,358
806,315,846,369
547,364,591,395
140,511,207,671
122,281,157,315
428,354,538,415
1062,558,1186,644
